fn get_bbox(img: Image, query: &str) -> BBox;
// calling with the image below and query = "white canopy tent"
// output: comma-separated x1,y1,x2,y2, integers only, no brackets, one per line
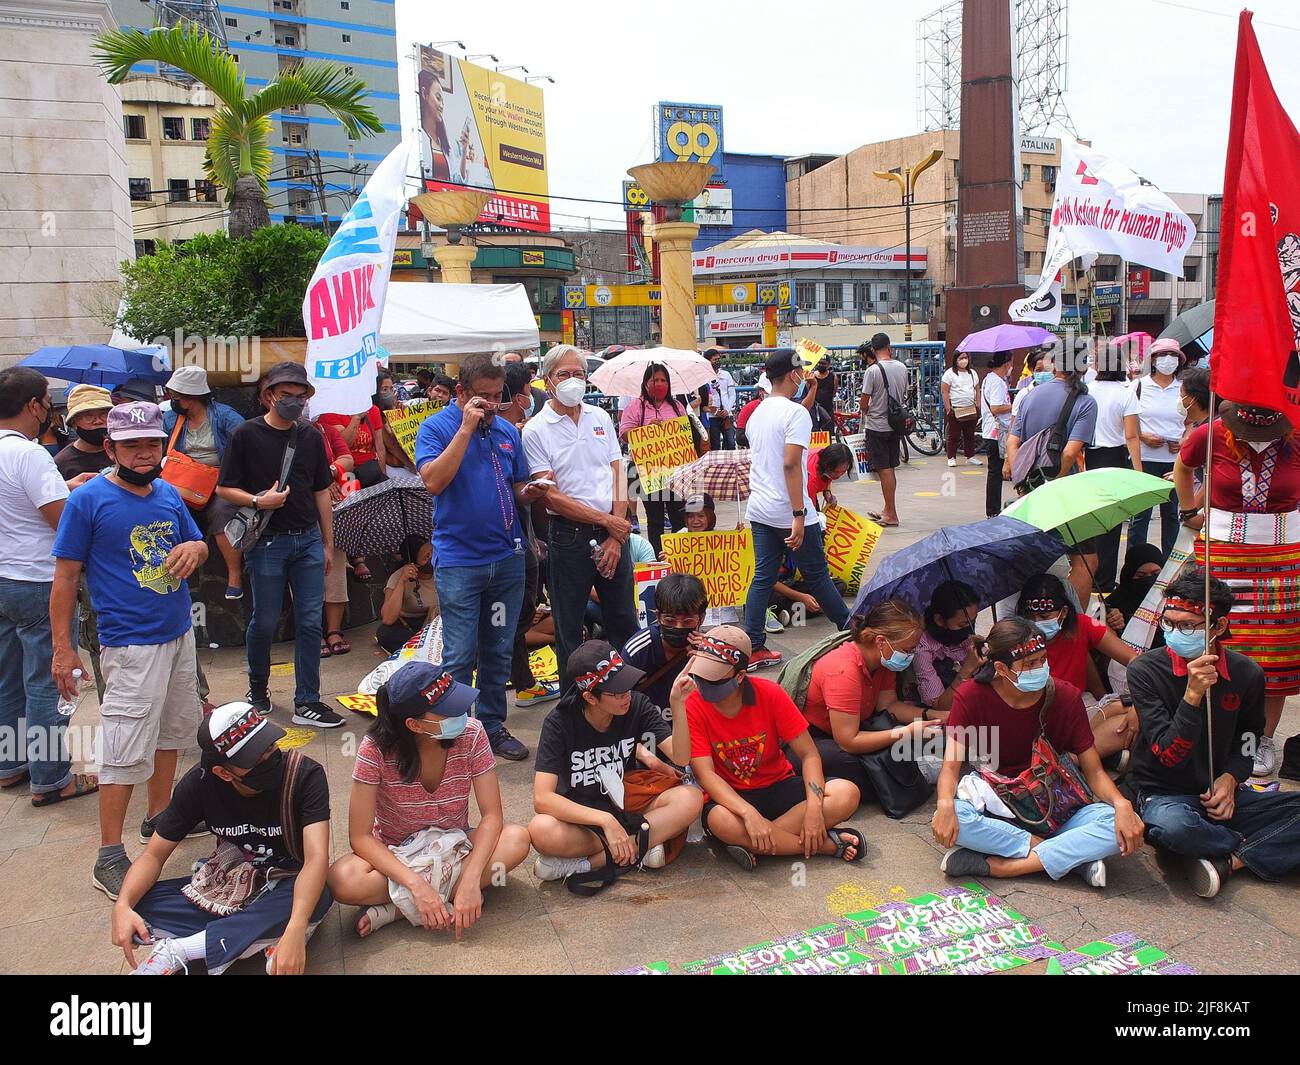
379,282,539,361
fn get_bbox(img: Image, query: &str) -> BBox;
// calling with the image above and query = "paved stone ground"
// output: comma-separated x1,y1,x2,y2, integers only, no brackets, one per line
2,453,1296,975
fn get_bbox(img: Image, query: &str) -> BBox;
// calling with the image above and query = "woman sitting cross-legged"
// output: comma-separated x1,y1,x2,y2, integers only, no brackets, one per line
327,662,531,939
528,641,703,884
931,619,1145,888
680,625,865,871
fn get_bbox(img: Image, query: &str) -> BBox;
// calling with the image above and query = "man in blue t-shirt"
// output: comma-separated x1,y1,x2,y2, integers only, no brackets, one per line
414,352,549,761
50,402,208,901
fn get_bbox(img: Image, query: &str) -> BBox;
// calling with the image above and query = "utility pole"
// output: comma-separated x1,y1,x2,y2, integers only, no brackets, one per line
874,149,943,342
309,149,331,235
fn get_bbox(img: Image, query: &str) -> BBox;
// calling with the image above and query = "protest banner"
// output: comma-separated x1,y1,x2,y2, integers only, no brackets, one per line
384,399,445,462
661,530,754,608
626,416,697,493
794,336,829,369
634,562,672,628
822,505,883,592
1044,932,1197,976
811,431,831,450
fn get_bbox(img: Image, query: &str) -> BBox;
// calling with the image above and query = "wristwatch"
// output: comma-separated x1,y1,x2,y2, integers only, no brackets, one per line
792,508,807,518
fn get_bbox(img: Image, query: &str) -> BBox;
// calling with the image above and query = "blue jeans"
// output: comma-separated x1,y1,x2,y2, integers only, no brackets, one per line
954,798,1120,879
247,527,325,706
436,554,525,738
1129,460,1178,558
1139,788,1300,881
547,520,638,690
710,418,736,451
743,520,851,651
0,577,72,795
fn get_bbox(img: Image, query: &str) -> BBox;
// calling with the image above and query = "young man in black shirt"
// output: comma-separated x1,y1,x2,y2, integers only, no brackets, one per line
1128,569,1300,898
111,702,332,974
620,572,708,712
216,362,341,727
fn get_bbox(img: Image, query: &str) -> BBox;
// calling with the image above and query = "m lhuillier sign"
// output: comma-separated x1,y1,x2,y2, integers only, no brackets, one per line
1011,141,1195,325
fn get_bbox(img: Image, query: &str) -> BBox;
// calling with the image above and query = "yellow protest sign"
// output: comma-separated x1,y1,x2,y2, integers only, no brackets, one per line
384,399,444,462
811,431,831,449
626,416,696,494
336,693,377,716
528,646,558,685
795,336,829,370
822,505,883,593
662,530,755,608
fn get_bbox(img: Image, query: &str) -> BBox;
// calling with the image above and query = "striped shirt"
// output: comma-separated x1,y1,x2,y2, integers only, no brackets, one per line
352,721,496,847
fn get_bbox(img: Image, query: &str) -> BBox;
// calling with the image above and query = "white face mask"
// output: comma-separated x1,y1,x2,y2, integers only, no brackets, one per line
554,378,587,407
1155,356,1180,376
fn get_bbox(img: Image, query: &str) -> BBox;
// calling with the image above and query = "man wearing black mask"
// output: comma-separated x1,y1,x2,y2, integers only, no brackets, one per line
54,384,114,481
111,702,332,974
620,573,709,713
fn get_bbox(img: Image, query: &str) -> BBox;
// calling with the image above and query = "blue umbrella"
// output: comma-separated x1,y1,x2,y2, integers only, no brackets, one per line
853,516,1068,617
20,344,171,387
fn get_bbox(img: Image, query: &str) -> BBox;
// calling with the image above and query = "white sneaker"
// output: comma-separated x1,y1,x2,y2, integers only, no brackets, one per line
947,458,957,467
642,843,666,870
967,456,983,466
130,938,189,975
765,609,784,634
1075,859,1107,888
534,854,592,882
1253,735,1280,778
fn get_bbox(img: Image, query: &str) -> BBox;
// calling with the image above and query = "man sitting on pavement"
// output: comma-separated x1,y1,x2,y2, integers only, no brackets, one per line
620,573,709,712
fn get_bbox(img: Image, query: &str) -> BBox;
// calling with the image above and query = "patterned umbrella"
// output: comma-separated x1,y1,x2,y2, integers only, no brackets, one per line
332,472,432,557
667,448,752,501
591,346,716,398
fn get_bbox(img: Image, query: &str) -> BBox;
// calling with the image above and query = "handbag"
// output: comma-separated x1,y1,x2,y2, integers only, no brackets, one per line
224,423,300,553
873,364,915,435
857,710,933,818
161,415,220,507
954,404,978,421
975,681,1096,834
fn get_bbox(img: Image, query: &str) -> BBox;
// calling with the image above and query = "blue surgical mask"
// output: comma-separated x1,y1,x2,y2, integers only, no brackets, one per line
1164,626,1210,661
1033,371,1054,386
425,714,468,741
1011,663,1051,693
794,381,807,400
880,639,914,672
1036,618,1061,641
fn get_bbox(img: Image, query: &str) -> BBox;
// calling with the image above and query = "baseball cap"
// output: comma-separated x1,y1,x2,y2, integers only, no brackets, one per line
687,625,752,681
167,365,212,397
763,348,799,380
263,361,315,396
685,492,715,513
567,641,645,694
66,384,113,422
756,373,771,393
199,701,285,770
107,401,166,440
384,661,478,719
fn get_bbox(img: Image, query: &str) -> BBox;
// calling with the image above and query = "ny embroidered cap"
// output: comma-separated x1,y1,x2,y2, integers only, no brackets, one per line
384,661,478,719
687,625,752,682
567,640,645,695
107,401,167,440
199,701,285,769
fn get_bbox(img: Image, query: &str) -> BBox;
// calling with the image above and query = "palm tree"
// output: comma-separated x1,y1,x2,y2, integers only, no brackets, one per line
94,24,384,237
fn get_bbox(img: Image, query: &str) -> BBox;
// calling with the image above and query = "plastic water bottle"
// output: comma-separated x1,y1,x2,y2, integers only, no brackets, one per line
56,669,82,717
589,538,603,564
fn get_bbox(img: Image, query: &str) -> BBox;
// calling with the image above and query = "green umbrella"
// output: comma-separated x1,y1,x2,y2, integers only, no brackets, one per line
1002,468,1175,545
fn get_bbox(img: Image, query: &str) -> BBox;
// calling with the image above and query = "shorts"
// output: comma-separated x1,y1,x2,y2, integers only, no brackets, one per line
865,430,901,471
1065,536,1098,556
323,547,348,604
704,773,806,823
98,630,201,786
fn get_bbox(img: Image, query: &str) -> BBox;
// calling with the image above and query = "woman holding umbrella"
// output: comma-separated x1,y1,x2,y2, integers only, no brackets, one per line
619,364,693,555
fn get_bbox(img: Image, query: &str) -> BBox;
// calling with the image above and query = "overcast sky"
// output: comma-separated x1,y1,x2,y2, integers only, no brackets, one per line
394,0,1300,231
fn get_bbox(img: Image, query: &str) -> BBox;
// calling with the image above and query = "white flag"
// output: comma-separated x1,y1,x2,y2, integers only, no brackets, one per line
304,139,413,415
1012,141,1195,323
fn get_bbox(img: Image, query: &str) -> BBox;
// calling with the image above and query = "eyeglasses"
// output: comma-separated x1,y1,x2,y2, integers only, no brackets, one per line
1160,617,1208,637
552,369,587,382
657,614,701,628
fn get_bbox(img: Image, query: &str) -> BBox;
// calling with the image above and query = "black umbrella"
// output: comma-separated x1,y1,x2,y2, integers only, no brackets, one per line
332,472,432,557
1159,299,1215,355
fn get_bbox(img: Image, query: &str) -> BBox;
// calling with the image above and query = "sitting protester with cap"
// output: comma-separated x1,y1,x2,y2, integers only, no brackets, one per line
110,702,333,975
677,625,865,871
53,384,114,482
529,641,703,888
328,662,530,938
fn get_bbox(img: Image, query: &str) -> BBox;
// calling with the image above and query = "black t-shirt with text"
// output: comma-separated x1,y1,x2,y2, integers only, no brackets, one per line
153,757,330,870
217,417,333,534
54,444,111,481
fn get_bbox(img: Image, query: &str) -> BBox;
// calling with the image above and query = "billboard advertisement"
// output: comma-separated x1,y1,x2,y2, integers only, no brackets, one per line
417,45,549,232
657,102,724,180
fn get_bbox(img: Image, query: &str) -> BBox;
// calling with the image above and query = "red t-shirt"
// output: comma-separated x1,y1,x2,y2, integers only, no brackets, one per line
314,420,351,467
686,676,807,791
1045,614,1107,691
1180,420,1300,512
946,678,1094,777
318,407,383,465
807,448,831,504
803,639,896,735
736,397,764,431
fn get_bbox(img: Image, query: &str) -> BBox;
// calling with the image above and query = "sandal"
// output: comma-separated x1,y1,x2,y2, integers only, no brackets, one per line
350,558,372,583
31,773,99,808
724,844,758,872
320,638,333,659
326,630,352,655
0,768,30,790
866,512,901,528
827,827,866,862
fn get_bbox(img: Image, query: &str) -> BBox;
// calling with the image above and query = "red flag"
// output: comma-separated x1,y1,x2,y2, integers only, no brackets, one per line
1212,11,1300,420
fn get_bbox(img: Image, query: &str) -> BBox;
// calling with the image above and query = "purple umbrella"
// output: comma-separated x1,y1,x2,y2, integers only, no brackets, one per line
956,324,1055,353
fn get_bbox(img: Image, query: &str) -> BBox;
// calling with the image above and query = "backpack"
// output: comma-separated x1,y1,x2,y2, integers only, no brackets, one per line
872,363,914,435
1010,380,1083,495
778,628,854,707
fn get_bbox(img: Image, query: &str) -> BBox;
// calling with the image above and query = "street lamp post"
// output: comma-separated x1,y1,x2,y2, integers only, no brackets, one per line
874,149,943,341
408,190,491,284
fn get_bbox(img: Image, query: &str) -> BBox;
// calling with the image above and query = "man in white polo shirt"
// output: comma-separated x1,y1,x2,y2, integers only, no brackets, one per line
523,345,636,689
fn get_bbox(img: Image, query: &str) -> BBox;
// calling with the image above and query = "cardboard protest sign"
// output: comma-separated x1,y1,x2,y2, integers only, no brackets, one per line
661,530,754,608
822,505,883,592
626,416,696,494
384,399,445,462
794,336,829,369
811,431,831,450
336,693,377,716
634,562,672,628
527,646,558,685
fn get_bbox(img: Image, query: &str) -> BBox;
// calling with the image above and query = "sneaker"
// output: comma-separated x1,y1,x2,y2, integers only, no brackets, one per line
966,456,983,466
746,648,784,672
140,817,207,844
777,609,791,627
490,727,530,761
765,609,784,634
939,846,990,878
1075,859,1107,888
92,852,133,900
292,702,344,728
534,854,592,882
516,681,561,706
642,843,666,870
129,938,189,976
246,688,272,715
1252,735,1280,778
1185,855,1232,899
947,458,957,467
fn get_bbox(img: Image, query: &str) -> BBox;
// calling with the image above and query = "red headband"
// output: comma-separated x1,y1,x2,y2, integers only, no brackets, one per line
689,633,748,670
1007,633,1047,661
575,651,626,692
1164,596,1206,616
1023,597,1062,614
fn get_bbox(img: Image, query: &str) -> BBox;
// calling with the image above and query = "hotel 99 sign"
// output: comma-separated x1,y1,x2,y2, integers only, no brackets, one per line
657,102,724,182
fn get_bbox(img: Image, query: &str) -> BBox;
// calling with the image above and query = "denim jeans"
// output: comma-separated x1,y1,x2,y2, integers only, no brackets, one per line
246,526,325,706
436,553,525,738
547,520,638,690
1139,788,1300,881
953,798,1120,880
710,418,736,451
0,577,73,795
1129,460,1178,558
743,520,851,651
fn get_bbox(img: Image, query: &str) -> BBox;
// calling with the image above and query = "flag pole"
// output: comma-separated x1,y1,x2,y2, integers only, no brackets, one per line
1203,388,1216,789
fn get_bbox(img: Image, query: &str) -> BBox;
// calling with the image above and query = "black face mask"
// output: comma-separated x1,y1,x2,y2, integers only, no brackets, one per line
76,426,107,446
34,401,54,439
239,747,284,793
659,625,696,649
273,396,307,422
927,620,974,647
116,463,163,487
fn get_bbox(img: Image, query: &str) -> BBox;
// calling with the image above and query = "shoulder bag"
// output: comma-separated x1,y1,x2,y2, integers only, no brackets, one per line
224,422,300,553
874,363,915,435
856,710,933,818
161,415,220,508
1010,381,1083,495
